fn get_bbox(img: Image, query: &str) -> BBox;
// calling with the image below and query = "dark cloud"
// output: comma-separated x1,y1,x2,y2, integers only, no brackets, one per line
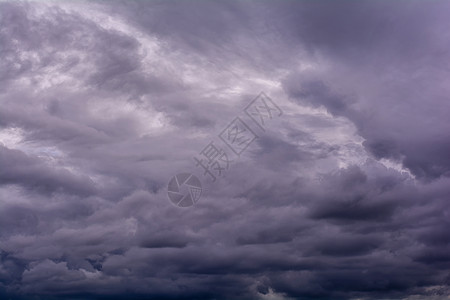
281,1,450,180
0,1,449,300
0,145,97,196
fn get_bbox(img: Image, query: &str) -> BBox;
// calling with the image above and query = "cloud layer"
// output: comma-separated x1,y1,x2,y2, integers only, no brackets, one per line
0,1,449,299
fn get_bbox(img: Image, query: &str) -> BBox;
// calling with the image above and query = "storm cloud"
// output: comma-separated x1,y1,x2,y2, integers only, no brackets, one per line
0,1,449,299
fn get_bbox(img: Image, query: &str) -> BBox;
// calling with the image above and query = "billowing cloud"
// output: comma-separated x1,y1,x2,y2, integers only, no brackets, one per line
0,1,449,300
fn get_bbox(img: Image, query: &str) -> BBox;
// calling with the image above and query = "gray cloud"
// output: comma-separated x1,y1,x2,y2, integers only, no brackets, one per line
0,1,449,300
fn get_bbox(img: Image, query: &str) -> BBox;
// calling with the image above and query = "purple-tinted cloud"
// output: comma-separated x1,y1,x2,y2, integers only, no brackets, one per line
1,1,449,300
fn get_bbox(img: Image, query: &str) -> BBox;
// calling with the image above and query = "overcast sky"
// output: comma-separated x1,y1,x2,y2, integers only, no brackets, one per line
1,1,450,299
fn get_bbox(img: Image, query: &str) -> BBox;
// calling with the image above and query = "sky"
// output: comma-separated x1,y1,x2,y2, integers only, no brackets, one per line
0,1,450,299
